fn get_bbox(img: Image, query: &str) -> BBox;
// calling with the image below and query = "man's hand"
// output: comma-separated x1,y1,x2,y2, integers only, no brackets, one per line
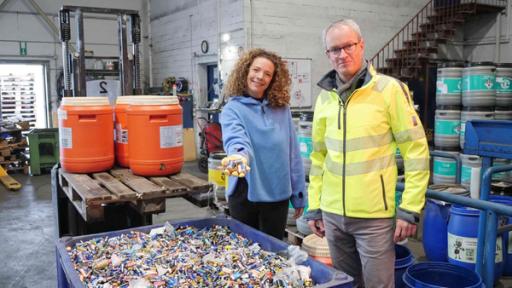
221,154,250,177
394,218,417,243
294,207,304,219
308,219,325,238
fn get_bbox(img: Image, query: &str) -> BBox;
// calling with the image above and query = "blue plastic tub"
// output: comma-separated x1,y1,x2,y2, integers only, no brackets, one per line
56,217,352,288
403,262,483,287
395,244,415,288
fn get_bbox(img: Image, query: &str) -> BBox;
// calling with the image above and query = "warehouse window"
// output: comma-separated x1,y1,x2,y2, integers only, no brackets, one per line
0,63,48,129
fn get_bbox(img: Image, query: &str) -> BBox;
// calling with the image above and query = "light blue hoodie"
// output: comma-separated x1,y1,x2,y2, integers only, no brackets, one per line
220,95,306,208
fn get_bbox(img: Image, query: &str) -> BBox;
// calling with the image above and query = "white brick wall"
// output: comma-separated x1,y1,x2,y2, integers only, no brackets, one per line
151,0,426,106
150,0,244,94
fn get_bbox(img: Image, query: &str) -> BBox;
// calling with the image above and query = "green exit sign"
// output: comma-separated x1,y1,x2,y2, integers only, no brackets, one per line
19,42,27,56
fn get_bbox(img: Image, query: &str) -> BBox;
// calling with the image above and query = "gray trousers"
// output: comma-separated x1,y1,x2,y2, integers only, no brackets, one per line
323,211,395,288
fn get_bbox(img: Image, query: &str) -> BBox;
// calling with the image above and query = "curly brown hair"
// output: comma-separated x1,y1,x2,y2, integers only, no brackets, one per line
223,48,291,107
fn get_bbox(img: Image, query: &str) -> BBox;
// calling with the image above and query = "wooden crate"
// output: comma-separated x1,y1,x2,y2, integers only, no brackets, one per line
58,168,212,222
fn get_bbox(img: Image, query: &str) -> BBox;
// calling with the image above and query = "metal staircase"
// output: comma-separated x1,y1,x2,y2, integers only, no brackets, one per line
371,0,506,81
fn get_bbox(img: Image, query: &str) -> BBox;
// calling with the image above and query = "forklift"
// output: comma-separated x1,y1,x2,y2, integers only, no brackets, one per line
58,6,142,98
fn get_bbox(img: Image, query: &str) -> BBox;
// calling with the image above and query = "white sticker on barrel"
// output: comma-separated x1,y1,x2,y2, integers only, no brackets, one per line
448,233,503,263
160,125,182,148
436,81,448,94
509,231,512,254
115,124,128,144
119,129,128,144
60,127,72,149
58,109,67,120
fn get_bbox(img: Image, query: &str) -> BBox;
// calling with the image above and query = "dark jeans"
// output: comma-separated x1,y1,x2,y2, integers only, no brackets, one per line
228,178,289,240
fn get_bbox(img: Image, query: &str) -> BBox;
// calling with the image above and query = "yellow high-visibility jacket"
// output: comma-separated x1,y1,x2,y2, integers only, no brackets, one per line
308,64,430,219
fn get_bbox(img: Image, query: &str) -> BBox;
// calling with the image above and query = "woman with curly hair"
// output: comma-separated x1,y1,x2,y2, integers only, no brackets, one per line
220,48,306,239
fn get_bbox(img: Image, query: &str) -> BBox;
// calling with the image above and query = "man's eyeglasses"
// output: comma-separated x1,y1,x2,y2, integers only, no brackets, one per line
326,42,359,56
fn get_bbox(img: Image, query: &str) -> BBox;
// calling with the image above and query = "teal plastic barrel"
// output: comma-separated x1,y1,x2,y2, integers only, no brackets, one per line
433,149,460,184
436,62,463,106
434,107,461,149
495,63,512,107
462,62,496,107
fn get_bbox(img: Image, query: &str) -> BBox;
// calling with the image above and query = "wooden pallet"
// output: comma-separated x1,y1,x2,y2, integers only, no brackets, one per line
0,149,11,157
58,168,212,222
169,172,211,192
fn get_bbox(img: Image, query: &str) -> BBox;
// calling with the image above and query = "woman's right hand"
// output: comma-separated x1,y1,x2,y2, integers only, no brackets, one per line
221,154,250,177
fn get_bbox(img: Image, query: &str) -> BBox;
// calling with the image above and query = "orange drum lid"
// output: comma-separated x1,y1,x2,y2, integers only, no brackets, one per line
116,95,175,105
124,95,179,105
61,96,110,106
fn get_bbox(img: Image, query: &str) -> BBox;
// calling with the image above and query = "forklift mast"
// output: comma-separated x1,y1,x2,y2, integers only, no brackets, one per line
59,6,142,97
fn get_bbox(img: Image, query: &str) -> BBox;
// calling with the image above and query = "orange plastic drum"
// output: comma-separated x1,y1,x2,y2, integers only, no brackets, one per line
302,234,333,267
115,96,164,167
310,255,333,267
59,97,114,173
127,96,183,176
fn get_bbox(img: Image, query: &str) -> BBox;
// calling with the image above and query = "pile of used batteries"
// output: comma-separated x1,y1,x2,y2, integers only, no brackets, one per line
67,223,314,287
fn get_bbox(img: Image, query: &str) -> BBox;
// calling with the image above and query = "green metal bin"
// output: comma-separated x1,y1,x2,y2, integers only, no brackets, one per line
27,128,59,175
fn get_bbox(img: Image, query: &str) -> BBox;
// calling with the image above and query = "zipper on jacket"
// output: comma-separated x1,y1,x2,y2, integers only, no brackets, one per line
341,93,354,216
342,99,348,216
380,174,388,211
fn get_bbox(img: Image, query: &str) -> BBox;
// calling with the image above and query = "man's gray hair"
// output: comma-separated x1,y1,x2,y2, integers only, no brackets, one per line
322,19,363,49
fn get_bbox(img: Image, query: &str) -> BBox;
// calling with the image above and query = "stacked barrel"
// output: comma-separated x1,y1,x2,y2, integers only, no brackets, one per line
434,62,512,185
59,95,183,176
434,62,463,184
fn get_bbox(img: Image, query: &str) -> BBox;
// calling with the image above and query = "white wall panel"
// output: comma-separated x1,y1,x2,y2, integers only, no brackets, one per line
463,11,511,63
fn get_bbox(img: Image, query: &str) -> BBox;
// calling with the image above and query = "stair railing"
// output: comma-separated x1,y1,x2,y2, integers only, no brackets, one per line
369,0,500,77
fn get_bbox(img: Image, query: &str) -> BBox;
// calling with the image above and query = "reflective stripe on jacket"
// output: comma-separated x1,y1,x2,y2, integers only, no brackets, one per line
308,64,430,218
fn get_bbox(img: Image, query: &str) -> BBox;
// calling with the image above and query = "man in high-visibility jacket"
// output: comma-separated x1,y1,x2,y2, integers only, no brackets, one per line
304,19,430,288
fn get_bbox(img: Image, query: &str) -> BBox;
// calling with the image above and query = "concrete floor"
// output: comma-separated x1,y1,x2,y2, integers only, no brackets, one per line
0,162,216,288
0,162,510,287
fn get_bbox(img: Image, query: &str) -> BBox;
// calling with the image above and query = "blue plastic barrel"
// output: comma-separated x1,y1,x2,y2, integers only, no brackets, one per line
423,185,470,262
423,199,450,261
448,205,504,281
490,195,512,276
403,262,483,287
395,245,415,288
